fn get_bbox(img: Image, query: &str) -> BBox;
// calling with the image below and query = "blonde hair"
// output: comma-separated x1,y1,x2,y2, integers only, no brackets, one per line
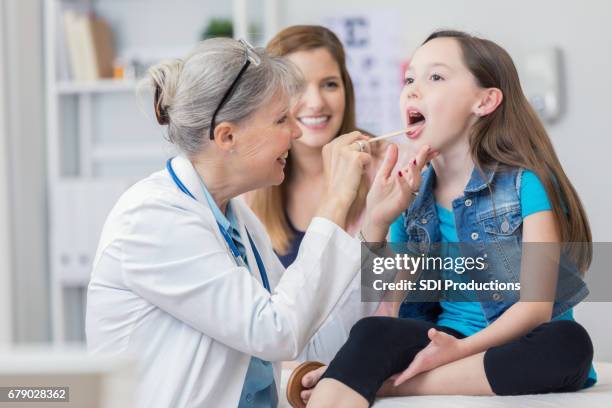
247,25,368,255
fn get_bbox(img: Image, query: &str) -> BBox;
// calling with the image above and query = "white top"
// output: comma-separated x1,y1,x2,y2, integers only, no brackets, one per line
86,156,375,407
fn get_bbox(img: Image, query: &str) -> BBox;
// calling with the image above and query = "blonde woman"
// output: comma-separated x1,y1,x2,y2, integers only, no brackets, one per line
248,26,386,267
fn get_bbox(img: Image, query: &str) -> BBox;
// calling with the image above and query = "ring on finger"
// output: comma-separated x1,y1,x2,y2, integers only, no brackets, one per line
355,140,367,152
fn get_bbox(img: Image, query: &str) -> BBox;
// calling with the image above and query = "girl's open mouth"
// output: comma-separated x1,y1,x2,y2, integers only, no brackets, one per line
405,109,426,139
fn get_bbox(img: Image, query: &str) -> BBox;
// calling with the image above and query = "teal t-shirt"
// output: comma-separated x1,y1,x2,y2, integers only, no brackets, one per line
435,202,488,335
390,170,597,387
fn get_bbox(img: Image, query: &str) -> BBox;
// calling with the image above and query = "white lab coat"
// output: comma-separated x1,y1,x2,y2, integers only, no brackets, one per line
86,156,376,408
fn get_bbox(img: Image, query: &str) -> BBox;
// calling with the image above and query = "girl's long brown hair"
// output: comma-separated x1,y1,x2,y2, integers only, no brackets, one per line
247,25,367,254
425,30,592,272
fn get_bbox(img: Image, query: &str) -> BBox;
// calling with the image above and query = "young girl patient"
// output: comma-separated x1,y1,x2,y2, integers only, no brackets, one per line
293,30,596,408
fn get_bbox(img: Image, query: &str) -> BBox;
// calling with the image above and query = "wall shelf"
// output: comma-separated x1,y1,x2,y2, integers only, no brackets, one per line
56,79,137,94
45,0,279,345
46,0,237,345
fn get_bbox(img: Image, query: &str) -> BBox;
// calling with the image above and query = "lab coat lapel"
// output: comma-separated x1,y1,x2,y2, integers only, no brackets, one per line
232,203,265,289
169,156,232,257
170,156,208,204
171,156,266,289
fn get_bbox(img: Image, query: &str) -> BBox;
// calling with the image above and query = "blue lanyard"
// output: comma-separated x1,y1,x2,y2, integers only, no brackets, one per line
166,158,270,292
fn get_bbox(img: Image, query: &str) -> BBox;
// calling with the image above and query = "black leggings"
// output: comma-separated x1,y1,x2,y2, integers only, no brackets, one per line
321,317,593,405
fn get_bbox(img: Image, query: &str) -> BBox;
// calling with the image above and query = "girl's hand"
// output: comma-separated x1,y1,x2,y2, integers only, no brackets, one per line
317,132,371,228
299,365,328,404
362,144,438,241
393,328,468,386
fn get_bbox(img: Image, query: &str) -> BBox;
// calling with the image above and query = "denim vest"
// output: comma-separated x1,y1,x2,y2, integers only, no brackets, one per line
398,164,589,323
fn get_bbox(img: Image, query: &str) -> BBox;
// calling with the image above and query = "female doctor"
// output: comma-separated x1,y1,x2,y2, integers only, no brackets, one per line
86,38,417,408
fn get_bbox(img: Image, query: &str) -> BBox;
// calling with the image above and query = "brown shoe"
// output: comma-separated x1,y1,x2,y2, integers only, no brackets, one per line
286,361,325,408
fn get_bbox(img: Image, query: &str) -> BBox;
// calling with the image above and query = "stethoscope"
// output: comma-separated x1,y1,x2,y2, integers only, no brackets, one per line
166,158,271,292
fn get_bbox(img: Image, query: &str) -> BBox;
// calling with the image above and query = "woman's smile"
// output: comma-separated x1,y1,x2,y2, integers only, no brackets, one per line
297,114,332,130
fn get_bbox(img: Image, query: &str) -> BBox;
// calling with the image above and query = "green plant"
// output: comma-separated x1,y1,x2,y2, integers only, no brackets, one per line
201,18,233,40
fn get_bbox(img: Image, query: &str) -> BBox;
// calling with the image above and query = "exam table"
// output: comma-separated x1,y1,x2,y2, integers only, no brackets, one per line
280,362,612,407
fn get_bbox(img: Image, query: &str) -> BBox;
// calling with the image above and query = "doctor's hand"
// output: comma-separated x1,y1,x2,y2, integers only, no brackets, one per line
361,144,438,241
316,132,372,229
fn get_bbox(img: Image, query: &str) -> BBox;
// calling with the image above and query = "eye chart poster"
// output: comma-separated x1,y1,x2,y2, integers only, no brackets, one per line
323,13,405,137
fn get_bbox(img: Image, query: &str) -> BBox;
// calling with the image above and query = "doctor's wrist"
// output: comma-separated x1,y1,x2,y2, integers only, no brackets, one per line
360,220,388,243
316,196,351,230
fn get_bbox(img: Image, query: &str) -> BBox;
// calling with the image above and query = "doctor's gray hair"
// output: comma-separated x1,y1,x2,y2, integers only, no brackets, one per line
144,37,304,155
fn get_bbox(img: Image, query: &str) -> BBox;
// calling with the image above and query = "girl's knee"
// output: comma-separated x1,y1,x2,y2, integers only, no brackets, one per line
351,316,394,334
348,316,396,345
552,320,593,364
485,320,593,395
535,320,593,375
348,316,429,349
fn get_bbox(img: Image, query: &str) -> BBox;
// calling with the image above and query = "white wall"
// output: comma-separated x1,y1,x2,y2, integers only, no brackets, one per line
281,0,612,360
0,0,14,345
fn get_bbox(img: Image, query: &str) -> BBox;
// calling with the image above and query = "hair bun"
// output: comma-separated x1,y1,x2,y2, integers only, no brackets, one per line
148,59,182,126
154,83,169,125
